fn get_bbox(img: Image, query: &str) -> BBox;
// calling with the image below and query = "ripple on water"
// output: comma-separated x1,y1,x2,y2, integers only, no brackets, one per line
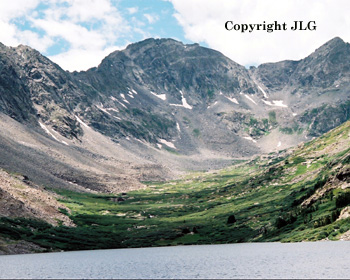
0,242,350,279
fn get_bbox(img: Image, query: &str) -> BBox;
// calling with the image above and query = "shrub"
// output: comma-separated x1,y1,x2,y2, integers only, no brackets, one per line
336,192,350,208
340,225,349,233
227,215,236,224
268,111,277,124
193,129,200,137
318,231,327,240
275,217,288,229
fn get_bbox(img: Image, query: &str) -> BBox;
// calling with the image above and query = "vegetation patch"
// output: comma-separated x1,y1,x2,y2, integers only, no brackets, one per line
2,121,350,252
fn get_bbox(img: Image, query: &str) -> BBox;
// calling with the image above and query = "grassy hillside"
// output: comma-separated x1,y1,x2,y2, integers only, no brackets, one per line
1,121,350,252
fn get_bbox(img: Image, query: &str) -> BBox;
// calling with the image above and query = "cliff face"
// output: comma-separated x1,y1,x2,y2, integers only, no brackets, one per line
250,37,350,137
0,43,84,139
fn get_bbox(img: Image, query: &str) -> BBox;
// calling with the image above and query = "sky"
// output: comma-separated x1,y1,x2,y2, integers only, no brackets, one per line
1,0,350,71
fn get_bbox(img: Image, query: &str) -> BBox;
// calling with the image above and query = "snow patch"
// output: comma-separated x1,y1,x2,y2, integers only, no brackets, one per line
39,122,68,145
180,91,192,109
116,100,127,108
159,139,176,149
227,97,239,104
127,92,134,98
75,116,89,128
135,138,146,145
97,104,111,115
150,91,166,101
262,100,273,106
258,86,268,98
292,113,297,116
131,89,138,95
39,122,59,141
277,141,281,147
120,94,130,104
176,122,181,132
170,90,192,109
272,100,288,108
207,101,218,109
336,84,339,88
244,94,257,105
243,136,257,143
262,99,288,108
110,96,117,101
106,108,119,113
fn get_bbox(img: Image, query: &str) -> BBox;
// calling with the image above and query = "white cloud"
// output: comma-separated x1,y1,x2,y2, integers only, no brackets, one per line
32,18,107,50
0,0,39,20
169,0,350,66
65,0,115,22
127,7,138,15
4,0,348,72
36,0,132,71
49,46,123,71
0,0,132,71
0,0,46,49
144,13,159,24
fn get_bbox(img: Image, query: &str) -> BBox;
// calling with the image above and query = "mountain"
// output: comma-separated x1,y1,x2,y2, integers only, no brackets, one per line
0,37,349,194
0,37,349,192
0,36,350,253
71,38,262,157
251,37,350,137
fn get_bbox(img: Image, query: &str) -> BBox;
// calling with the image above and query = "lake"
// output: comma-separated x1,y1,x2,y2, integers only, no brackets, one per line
0,242,349,279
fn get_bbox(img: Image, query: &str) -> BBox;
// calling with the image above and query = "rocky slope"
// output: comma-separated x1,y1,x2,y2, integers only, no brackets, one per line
2,118,350,254
250,37,350,137
0,37,349,193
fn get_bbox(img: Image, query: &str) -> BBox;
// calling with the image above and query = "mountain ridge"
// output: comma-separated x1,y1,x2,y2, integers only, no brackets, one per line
0,36,349,192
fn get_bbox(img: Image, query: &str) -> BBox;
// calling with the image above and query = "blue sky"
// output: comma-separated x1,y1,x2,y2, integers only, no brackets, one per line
1,0,349,71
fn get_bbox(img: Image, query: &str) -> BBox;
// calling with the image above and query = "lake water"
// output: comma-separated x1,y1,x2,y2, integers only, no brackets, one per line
0,242,349,279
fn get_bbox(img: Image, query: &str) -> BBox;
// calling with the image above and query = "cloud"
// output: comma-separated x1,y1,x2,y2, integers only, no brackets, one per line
0,0,48,49
0,0,134,71
127,7,138,15
169,0,350,66
0,0,177,71
0,0,39,20
28,0,131,70
49,45,124,72
144,13,159,24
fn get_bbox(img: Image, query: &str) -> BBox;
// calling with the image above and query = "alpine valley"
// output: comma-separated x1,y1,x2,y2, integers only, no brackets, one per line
1,37,350,254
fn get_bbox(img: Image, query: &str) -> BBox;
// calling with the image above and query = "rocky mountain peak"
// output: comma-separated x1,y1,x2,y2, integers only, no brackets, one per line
304,36,350,66
313,37,347,54
76,37,258,118
253,36,350,97
287,37,350,90
125,38,186,54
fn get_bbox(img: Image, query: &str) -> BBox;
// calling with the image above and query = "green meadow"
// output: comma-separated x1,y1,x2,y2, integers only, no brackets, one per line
1,122,350,252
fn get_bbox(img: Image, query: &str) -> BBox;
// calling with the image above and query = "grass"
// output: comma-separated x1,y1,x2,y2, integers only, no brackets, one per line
2,122,350,252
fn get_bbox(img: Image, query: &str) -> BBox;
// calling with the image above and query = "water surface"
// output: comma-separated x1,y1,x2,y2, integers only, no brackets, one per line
0,242,349,279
